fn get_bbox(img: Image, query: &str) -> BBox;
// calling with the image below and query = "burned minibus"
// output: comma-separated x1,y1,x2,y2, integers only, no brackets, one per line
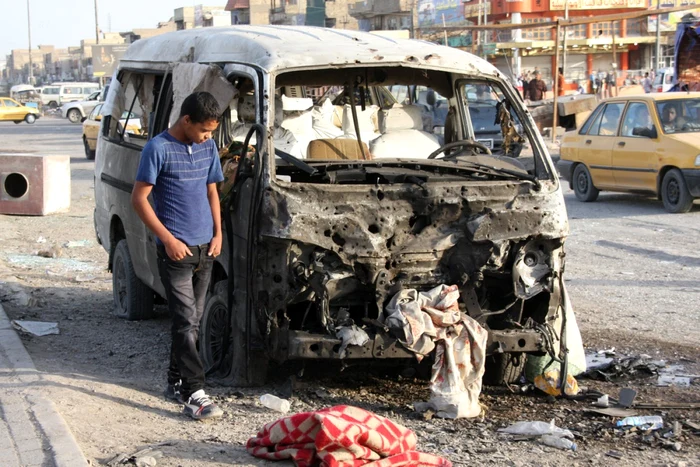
94,26,570,386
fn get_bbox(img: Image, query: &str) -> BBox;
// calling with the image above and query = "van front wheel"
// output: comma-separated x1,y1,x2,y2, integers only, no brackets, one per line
112,240,155,320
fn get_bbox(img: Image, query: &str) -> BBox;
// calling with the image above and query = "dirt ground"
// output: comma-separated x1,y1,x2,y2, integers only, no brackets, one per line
0,120,698,466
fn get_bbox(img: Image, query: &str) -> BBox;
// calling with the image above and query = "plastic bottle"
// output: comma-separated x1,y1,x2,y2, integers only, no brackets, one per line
616,416,663,430
540,435,577,451
259,394,291,413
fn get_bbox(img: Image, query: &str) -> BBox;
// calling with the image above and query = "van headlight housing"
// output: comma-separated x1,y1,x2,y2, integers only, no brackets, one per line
695,154,700,167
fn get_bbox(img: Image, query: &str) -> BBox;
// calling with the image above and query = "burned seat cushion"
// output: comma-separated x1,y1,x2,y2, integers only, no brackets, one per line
371,105,441,159
306,139,370,160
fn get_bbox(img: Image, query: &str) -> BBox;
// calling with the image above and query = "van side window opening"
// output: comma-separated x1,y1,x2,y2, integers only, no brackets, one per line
107,72,157,147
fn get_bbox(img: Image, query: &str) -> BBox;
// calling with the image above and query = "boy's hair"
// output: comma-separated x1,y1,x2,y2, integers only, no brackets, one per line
180,91,220,123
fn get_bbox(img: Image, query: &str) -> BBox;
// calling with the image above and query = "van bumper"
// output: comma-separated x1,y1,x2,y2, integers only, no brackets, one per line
682,169,700,197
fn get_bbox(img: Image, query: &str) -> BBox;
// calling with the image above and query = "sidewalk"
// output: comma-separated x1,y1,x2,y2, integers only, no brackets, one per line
0,303,88,467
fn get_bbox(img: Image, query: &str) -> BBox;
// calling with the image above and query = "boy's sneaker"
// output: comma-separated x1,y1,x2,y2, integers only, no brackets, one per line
164,381,182,402
183,389,223,420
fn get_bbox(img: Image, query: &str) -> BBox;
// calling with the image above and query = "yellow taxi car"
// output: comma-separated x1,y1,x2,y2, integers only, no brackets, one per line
558,93,700,213
82,103,142,160
0,97,41,124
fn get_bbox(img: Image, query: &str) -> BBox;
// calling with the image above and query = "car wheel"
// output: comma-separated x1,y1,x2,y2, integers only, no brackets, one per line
67,109,82,124
48,101,57,109
573,164,599,202
83,137,95,160
200,280,268,386
24,114,36,124
112,239,155,320
484,353,527,386
200,281,232,377
662,169,693,213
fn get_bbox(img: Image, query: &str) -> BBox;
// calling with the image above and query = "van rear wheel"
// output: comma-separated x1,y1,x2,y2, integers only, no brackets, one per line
112,240,155,320
484,353,527,386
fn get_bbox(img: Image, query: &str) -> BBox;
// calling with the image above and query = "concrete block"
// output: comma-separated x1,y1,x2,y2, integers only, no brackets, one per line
557,95,597,116
0,154,71,216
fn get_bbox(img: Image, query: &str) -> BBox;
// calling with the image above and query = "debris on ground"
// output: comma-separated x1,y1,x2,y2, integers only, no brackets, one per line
247,405,451,466
498,419,573,438
106,447,164,466
37,246,63,259
63,239,92,248
385,285,487,419
259,394,291,413
6,254,98,273
11,320,59,336
616,415,664,430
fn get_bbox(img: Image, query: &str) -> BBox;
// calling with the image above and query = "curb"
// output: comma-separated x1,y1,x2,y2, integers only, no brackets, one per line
0,302,89,467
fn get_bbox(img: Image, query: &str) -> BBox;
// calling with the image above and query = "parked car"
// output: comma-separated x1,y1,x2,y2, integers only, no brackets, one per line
62,90,102,123
0,97,41,124
653,68,675,93
558,93,700,213
82,103,141,159
40,85,61,108
56,82,100,106
95,26,570,387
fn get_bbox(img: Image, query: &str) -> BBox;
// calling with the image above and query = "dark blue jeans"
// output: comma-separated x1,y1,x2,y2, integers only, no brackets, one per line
157,243,214,399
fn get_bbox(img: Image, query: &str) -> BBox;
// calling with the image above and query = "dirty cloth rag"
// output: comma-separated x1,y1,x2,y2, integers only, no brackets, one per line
384,285,488,419
247,405,451,467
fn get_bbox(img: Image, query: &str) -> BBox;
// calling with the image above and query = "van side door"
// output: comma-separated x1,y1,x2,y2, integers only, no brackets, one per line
95,71,166,296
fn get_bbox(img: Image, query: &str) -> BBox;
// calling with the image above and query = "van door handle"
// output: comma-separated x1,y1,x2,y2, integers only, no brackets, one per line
617,141,626,147
585,139,592,145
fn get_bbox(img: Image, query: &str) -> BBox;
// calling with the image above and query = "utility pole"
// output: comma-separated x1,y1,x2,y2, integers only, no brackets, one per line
654,0,661,71
562,1,569,80
94,0,100,44
26,0,33,85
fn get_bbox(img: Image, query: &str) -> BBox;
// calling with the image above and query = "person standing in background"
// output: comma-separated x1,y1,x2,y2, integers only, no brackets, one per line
528,70,547,101
642,72,652,93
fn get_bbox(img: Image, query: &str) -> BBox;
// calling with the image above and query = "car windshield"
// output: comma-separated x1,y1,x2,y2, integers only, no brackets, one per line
655,98,700,134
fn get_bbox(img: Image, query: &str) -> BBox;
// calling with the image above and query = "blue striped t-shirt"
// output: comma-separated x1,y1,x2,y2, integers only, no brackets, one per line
136,131,224,246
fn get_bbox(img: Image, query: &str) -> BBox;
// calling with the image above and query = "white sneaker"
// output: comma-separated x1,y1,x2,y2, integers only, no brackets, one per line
182,389,223,420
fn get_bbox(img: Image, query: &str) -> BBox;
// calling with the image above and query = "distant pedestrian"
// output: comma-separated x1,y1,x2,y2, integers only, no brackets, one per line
642,72,652,93
131,91,225,421
522,71,531,100
528,70,547,101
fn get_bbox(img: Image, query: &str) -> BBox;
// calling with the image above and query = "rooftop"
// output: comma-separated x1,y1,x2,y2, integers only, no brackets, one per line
121,25,498,75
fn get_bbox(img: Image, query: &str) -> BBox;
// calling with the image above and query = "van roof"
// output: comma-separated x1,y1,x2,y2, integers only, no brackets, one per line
121,25,497,76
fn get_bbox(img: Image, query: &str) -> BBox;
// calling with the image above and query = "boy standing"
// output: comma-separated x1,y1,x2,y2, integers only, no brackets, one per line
131,92,224,420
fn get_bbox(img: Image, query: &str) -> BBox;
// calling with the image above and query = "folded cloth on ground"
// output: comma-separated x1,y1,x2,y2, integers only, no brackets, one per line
247,405,451,467
384,285,488,419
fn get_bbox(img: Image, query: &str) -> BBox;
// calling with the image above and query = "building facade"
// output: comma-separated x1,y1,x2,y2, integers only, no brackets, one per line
225,0,359,29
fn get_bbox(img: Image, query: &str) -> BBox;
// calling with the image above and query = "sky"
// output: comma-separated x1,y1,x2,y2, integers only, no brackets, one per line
1,0,214,58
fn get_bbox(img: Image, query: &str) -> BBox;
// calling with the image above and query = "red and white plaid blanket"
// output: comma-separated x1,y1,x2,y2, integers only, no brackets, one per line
247,405,452,467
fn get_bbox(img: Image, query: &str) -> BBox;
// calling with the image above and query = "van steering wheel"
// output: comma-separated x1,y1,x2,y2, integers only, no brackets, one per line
427,140,492,159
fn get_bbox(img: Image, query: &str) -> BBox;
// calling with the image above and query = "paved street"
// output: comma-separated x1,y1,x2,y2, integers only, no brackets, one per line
0,123,697,466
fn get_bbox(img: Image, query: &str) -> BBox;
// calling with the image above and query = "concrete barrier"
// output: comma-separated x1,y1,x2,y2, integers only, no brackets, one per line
0,154,71,216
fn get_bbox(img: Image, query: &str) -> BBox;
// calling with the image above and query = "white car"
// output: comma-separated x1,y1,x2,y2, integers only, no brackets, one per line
61,90,103,123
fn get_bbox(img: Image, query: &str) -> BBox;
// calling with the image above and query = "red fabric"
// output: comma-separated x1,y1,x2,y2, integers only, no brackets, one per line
247,405,452,467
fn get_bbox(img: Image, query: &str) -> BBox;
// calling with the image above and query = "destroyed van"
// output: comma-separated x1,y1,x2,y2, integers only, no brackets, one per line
93,26,571,387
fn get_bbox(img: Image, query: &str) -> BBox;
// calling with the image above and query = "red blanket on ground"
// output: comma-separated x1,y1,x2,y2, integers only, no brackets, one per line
247,405,452,467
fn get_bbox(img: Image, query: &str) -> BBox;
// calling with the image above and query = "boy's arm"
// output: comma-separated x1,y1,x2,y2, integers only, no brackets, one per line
206,183,222,257
131,182,193,261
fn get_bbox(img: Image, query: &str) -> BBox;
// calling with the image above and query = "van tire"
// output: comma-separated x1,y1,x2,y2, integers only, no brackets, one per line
83,137,95,160
200,281,231,377
24,114,36,124
662,169,693,213
112,240,155,320
484,353,527,386
573,164,599,202
67,109,82,124
48,101,57,109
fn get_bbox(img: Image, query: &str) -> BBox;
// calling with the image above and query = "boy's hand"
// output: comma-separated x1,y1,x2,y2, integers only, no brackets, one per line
165,238,193,261
208,233,222,257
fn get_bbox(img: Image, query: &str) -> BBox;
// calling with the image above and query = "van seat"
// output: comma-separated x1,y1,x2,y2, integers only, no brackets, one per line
341,104,380,141
370,105,441,159
306,139,370,160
